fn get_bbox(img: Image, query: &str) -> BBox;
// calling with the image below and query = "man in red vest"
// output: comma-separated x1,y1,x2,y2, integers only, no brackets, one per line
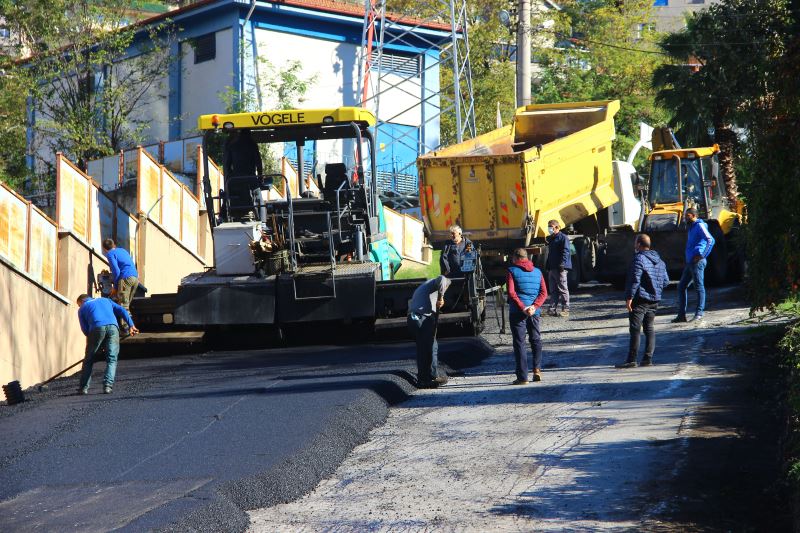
506,248,549,384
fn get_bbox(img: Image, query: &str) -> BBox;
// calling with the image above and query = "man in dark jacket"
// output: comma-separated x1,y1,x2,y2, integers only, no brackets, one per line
440,225,473,278
506,248,549,384
672,207,715,323
545,219,571,317
223,130,264,217
408,275,452,388
616,234,669,368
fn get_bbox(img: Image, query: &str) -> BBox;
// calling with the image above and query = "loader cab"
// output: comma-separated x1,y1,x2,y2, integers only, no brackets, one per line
646,146,726,222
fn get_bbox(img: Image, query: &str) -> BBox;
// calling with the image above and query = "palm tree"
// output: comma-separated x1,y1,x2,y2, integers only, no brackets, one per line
652,12,741,205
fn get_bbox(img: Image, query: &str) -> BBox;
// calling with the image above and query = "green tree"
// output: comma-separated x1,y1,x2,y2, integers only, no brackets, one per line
533,0,670,166
0,0,176,187
738,1,798,307
652,0,788,205
0,71,31,191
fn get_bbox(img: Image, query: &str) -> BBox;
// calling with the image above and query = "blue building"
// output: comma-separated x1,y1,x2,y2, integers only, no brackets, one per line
31,0,448,197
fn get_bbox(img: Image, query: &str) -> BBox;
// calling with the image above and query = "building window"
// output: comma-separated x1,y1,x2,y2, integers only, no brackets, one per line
192,32,216,64
635,22,655,40
0,27,10,39
370,50,421,78
687,0,705,3
653,0,668,6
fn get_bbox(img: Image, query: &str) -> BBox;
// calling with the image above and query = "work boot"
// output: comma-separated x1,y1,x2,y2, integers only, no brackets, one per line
547,309,558,317
511,378,530,385
688,314,704,323
417,377,439,389
615,359,637,369
532,369,542,382
433,375,449,385
78,387,88,395
103,385,113,394
558,310,570,318
640,357,653,367
671,315,687,323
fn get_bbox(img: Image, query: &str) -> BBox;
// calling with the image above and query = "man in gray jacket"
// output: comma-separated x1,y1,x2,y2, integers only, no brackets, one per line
408,275,451,388
616,234,669,369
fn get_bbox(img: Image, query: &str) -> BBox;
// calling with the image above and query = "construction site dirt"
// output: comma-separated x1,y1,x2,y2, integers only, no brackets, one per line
0,284,789,532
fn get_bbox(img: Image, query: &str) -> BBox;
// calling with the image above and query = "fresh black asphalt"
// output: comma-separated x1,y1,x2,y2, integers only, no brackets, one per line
0,338,492,532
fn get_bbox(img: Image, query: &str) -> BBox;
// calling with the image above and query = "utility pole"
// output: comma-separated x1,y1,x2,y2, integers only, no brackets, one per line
516,0,531,107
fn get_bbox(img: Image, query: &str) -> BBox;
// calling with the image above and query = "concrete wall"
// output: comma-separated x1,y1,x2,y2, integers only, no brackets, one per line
0,233,108,389
0,214,213,389
137,216,207,295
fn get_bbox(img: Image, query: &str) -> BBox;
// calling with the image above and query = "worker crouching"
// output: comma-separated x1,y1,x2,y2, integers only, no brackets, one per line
506,249,548,384
76,294,139,395
407,275,451,388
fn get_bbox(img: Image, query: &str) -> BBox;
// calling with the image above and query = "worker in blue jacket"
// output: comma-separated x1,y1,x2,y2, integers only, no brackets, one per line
77,294,139,395
672,207,715,323
616,234,669,368
102,238,139,316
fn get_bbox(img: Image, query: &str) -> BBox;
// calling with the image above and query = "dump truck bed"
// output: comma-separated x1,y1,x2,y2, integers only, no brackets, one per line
418,100,620,249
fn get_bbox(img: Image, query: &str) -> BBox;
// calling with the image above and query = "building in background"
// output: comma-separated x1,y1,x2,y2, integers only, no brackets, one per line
652,0,722,32
26,0,448,200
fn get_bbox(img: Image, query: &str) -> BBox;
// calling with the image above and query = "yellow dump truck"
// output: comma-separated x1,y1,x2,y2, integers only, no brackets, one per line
418,100,626,285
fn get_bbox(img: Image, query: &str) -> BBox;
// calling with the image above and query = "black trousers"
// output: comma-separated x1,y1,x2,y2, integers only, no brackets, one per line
407,313,438,382
510,312,542,381
628,298,658,360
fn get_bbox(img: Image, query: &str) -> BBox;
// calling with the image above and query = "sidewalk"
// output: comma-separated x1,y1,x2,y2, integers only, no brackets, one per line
249,287,776,531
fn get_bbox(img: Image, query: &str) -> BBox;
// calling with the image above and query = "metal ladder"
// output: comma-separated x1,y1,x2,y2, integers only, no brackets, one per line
291,211,337,301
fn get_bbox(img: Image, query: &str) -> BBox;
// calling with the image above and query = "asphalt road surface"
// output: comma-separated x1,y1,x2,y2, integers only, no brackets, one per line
0,335,492,532
249,284,787,531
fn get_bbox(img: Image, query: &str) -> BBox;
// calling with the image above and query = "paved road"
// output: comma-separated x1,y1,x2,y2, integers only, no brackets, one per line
249,285,787,531
0,336,491,532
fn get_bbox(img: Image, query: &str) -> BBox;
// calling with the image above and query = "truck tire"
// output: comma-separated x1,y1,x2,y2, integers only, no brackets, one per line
567,261,580,292
573,236,596,282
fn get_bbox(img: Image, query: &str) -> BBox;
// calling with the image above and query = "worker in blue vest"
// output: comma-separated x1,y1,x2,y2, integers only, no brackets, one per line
77,294,139,395
506,248,549,384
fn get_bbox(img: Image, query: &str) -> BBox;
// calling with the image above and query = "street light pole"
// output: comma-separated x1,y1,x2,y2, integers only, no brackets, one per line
516,0,531,107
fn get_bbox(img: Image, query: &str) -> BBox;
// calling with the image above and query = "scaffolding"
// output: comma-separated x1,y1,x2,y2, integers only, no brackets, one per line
358,0,476,210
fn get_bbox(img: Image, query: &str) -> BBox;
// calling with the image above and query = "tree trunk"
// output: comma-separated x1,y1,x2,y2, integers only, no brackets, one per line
714,125,739,206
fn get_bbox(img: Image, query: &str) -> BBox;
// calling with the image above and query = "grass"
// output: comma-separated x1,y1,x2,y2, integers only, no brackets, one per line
394,250,441,280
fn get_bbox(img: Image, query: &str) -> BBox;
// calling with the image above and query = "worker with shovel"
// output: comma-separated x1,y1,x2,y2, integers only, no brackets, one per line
76,294,139,395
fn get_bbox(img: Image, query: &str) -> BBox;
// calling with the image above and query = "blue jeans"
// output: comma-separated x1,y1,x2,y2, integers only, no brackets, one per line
677,259,706,318
510,312,542,381
79,325,120,388
407,313,438,383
